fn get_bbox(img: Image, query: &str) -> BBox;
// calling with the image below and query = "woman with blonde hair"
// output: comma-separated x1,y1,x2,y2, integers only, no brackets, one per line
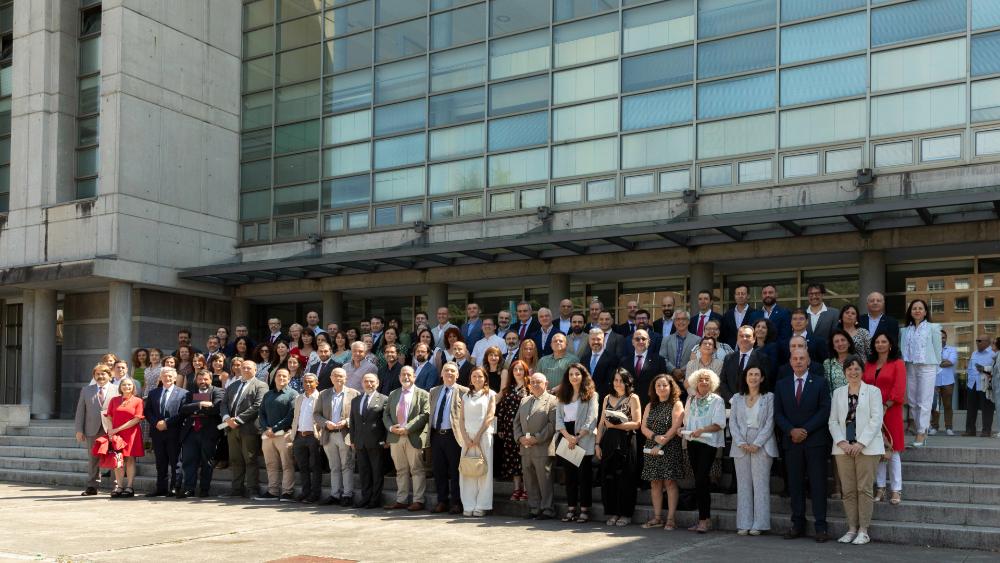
682,368,727,533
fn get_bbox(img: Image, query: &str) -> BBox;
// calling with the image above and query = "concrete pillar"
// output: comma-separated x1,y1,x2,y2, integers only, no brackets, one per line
548,274,569,313
858,250,887,310
19,290,35,408
107,281,133,360
689,262,714,314
427,283,448,316
231,297,250,328
322,291,344,325
30,289,57,419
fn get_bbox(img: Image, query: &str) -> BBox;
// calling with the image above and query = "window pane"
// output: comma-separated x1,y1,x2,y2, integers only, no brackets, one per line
624,174,654,196
79,37,101,75
660,168,690,192
76,147,99,177
430,123,485,159
325,32,372,74
489,74,549,116
553,13,619,68
491,191,516,211
374,57,427,103
323,174,371,208
520,187,546,208
374,98,426,135
554,0,618,22
377,0,425,24
552,137,618,178
273,182,319,214
977,129,1000,155
324,142,371,175
700,164,731,187
697,73,774,120
489,30,550,80
554,183,582,203
275,80,321,122
780,56,866,106
459,196,481,216
78,116,100,146
431,3,486,50
243,56,274,91
429,87,485,127
554,61,618,105
622,0,694,53
973,0,1000,30
274,120,321,154
698,0,775,39
621,86,692,130
783,153,819,178
874,140,913,167
348,210,369,228
324,69,372,112
621,47,692,95
781,0,865,22
553,99,618,142
489,111,548,151
433,0,481,10
921,135,961,161
972,31,1000,77
780,13,866,65
870,84,966,137
972,78,1000,123
699,31,773,80
241,160,272,191
430,44,486,93
375,206,398,226
245,0,276,29
244,27,275,58
738,159,771,183
871,0,966,47
279,15,324,50
587,178,615,201
78,75,100,114
780,99,866,148
826,147,862,173
697,113,775,159
279,0,322,20
429,157,485,194
330,0,373,36
402,203,423,222
490,0,549,36
621,126,693,169
374,166,426,201
376,18,427,62
374,133,426,169
488,148,549,186
278,44,322,85
325,110,372,144
275,151,320,184
241,190,271,220
871,38,966,92
431,199,455,219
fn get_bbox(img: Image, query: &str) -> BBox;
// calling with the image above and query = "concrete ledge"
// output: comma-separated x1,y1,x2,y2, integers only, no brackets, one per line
0,405,30,434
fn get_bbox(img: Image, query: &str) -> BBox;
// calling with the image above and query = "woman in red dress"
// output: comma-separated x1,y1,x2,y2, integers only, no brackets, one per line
863,333,906,506
106,378,145,498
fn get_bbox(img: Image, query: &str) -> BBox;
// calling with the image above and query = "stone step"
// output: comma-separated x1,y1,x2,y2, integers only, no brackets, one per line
902,461,1000,484
0,445,91,461
0,435,80,448
5,425,82,438
901,480,1000,504
902,444,1000,465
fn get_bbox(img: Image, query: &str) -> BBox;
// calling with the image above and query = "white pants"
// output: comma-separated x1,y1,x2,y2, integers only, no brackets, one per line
734,449,772,532
876,452,902,492
323,432,354,499
459,434,494,511
906,363,937,434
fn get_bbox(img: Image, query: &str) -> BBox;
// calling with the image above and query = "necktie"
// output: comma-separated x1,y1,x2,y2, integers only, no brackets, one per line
519,323,526,340
635,355,643,375
740,353,748,371
435,387,450,429
396,391,407,424
361,393,370,415
697,314,706,336
232,381,246,410
795,378,804,405
97,386,105,404
674,335,685,368
590,354,598,374
160,388,169,417
319,361,326,374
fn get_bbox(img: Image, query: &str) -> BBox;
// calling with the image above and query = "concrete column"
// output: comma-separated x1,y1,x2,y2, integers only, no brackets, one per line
427,283,448,316
107,281,133,360
30,289,57,419
858,250,887,309
231,297,250,328
322,291,344,325
688,262,714,314
19,290,35,407
548,274,570,312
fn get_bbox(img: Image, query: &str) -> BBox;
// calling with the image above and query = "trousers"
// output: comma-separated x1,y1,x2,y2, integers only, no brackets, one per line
836,454,878,530
323,432,354,499
905,363,936,434
181,427,218,493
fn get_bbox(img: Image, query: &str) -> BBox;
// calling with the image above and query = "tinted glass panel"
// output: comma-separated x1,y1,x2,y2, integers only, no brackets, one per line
376,18,427,62
325,110,372,144
330,1,373,36
622,46,693,92
323,174,371,208
277,44,322,85
491,0,549,35
871,0,966,47
489,74,549,116
488,148,549,186
325,69,372,112
273,182,319,215
275,80,321,122
274,120,321,154
780,12,867,65
429,158,485,194
325,32,372,73
374,57,427,103
972,31,1000,77
621,86,692,130
698,0,775,39
554,0,618,21
430,43,487,92
377,0,424,24
374,166,426,201
553,13,619,68
429,87,485,126
780,0,865,22
243,91,273,129
698,30,774,79
431,3,487,50
489,30,550,80
553,61,619,104
274,151,320,184
973,0,1000,30
780,56,866,106
622,0,694,53
489,111,548,151
375,99,427,135
430,123,485,159
374,133,426,168
698,72,774,119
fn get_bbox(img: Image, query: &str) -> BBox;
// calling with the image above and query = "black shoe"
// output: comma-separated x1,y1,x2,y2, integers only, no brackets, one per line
524,512,538,520
197,490,210,498
341,497,353,507
814,531,831,543
254,492,279,501
144,490,168,498
784,528,804,540
81,487,98,496
536,513,553,521
305,496,320,504
279,493,296,502
365,502,380,509
175,490,189,499
353,501,366,509
319,496,338,506
294,493,309,502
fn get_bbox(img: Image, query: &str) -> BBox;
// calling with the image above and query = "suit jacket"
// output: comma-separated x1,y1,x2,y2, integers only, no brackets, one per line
728,392,780,458
807,307,840,349
622,330,663,359
145,386,191,431
749,306,792,346
313,386,359,445
773,372,832,450
264,332,291,346
580,349,620,398
459,319,484,350
720,306,757,348
614,321,637,337
74,383,118,436
652,317,677,336
455,360,474,388
510,317,541,342
858,314,900,347
179,385,225,440
659,331,702,373
307,359,341,391
512,392,558,457
565,332,589,358
383,387,431,448
602,331,625,359
349,391,388,449
289,392,321,440
618,351,668,407
780,332,828,365
777,361,824,388
556,394,600,454
690,310,723,337
431,323,458,349
829,382,885,457
222,377,269,435
719,348,771,404
413,361,439,391
534,325,562,356
429,383,468,430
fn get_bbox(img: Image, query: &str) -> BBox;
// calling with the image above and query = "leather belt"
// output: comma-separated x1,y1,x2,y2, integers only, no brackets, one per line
435,429,453,435
297,431,315,437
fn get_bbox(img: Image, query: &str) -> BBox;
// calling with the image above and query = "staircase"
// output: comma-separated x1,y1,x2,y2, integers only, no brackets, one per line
1,420,998,551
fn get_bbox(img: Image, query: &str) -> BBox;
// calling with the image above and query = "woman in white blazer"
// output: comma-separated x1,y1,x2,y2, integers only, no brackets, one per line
829,355,885,546
728,364,779,536
899,299,942,448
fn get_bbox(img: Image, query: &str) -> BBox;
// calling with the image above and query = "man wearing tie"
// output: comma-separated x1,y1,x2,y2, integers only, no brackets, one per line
511,301,541,343
265,317,289,346
580,329,618,400
308,343,340,391
692,290,723,338
620,329,667,407
221,360,269,498
179,369,225,498
145,367,191,497
513,372,559,520
719,326,769,406
74,364,118,496
622,309,662,359
501,332,520,370
615,300,639,336
349,373,388,509
383,366,431,511
314,367,359,507
565,313,589,358
429,363,469,514
460,303,485,351
369,316,386,353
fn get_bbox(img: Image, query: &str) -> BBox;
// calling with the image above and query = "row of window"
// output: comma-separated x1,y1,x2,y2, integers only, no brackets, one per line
0,0,12,213
75,2,101,200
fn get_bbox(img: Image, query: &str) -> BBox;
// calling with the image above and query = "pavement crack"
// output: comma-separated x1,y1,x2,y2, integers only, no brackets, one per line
67,524,278,558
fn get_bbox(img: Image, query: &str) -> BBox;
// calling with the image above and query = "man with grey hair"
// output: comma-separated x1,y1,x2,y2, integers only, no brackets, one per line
659,310,701,384
292,373,323,503
535,307,559,355
145,366,190,497
344,341,378,392
315,367,359,506
513,372,559,520
221,359,269,498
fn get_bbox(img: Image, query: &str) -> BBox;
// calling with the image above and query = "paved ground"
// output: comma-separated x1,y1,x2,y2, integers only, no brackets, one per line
0,483,992,562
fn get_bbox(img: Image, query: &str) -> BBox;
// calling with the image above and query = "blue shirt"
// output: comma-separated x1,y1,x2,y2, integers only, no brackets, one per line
433,385,456,430
936,346,957,386
967,348,996,390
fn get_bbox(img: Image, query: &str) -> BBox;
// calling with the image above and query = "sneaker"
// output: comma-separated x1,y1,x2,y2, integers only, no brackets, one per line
851,532,871,545
927,428,937,436
748,530,762,536
838,532,858,544
946,429,955,436
253,492,278,501
737,530,749,536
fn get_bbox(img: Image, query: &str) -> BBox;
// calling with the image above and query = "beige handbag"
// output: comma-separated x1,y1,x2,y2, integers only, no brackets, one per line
459,446,487,477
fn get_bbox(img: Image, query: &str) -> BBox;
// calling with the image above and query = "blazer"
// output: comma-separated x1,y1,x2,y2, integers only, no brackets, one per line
828,382,885,457
774,372,832,450
383,386,431,448
179,385,225,440
290,392,321,440
459,319,484,349
659,331,702,373
221,377,269,435
534,325,562,356
622,330,663,360
456,360,474,388
566,332,589,358
720,306,757,348
614,321,637,337
690,310,723,337
510,317,541,342
145,386,191,431
306,359,340,391
900,322,943,365
74,383,118,436
555,393,600,454
618,351,668,407
652,317,677,336
431,322,457,350
807,307,840,347
512,392,559,457
580,349,620,398
777,361,825,384
728,392,780,458
313,386,359,445
349,391,388,449
859,313,900,347
413,362,439,391
597,331,624,359
429,383,468,429
749,306,792,346
718,349,771,405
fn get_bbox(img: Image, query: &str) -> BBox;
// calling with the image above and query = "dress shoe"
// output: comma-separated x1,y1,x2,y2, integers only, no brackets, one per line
295,493,310,502
963,431,977,437
197,490,210,498
144,490,168,498
81,487,98,496
783,528,804,540
305,496,319,504
449,503,464,515
385,501,409,509
214,461,229,469
814,531,831,543
175,490,190,499
319,496,338,506
407,502,424,511
431,502,449,513
535,513,553,521
340,497,353,507
279,493,296,502
524,512,538,520
353,501,367,509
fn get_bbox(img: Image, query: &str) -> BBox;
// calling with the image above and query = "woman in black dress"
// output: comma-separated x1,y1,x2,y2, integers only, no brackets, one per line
482,345,504,392
595,368,642,526
495,359,530,500
640,373,685,531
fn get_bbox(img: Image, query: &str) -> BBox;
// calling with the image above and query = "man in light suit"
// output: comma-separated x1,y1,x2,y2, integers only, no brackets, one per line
349,372,388,509
720,284,756,349
383,366,431,511
429,362,468,514
565,313,589,358
291,374,324,503
315,367,359,507
580,329,620,400
179,369,225,498
459,302,485,351
658,311,702,385
805,283,840,351
74,364,118,496
221,359,269,498
145,367,191,497
307,343,340,391
513,372,559,520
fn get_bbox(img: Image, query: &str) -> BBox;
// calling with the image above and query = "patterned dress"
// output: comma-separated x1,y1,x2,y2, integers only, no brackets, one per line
495,385,527,480
641,400,684,481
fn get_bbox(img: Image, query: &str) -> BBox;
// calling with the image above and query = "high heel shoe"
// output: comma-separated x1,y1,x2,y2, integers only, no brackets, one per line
874,487,886,502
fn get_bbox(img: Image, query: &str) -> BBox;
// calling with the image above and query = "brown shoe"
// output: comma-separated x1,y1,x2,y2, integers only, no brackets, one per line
384,502,408,510
449,503,463,515
431,502,449,513
407,502,424,511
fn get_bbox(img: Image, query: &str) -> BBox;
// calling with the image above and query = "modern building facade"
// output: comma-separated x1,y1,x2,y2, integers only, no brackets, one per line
1,0,999,418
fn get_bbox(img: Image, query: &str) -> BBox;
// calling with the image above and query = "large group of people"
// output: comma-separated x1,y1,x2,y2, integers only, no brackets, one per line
72,286,1000,545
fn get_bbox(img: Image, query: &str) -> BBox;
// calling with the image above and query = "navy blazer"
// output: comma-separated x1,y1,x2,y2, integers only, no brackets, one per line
776,361,825,386
414,362,439,391
179,385,225,439
511,317,541,342
690,310,723,337
858,314,900,347
618,352,668,407
459,319,484,349
580,349,620,399
534,325,563,356
145,386,191,430
773,372,831,450
720,306,757,349
622,330,663,360
749,306,793,348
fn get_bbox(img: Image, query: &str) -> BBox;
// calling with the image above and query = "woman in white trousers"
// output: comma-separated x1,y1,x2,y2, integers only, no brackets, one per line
899,299,942,448
455,367,496,516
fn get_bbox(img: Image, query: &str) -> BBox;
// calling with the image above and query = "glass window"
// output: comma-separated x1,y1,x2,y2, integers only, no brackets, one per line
377,0,425,24
274,120,321,154
375,133,426,169
780,99,866,148
375,206,398,226
275,150,320,185
241,160,272,191
872,38,966,92
431,3,486,50
738,159,771,183
973,0,1000,30
323,174,371,208
697,113,775,159
921,135,961,161
660,168,690,192
700,164,731,187
243,56,274,92
489,74,549,116
242,129,272,161
79,37,101,75
520,187,546,208
431,199,455,219
874,140,913,167
324,142,371,176
431,43,486,92
554,0,618,22
489,112,548,151
624,174,654,196
699,30,774,79
976,129,1000,155
871,0,966,47
587,178,616,201
325,32,372,74
430,123,485,159
245,0,276,29
621,46,692,93
460,196,482,216
972,31,1000,77
429,157,485,194
698,0,775,39
553,183,582,203
275,218,296,238
622,0,694,54
621,86,692,131
553,13,619,68
553,99,618,142
491,191,516,211
429,87,485,127
273,182,319,215
348,210,369,229
376,18,427,62
433,0,481,11
330,0,373,36
973,78,1000,123
780,12,866,65
489,30,550,80
402,203,424,222
78,76,101,114
621,126,693,169
279,0,322,20
244,27,274,59
870,84,966,137
490,0,549,36
374,98,426,135
374,57,427,103
275,80,321,122
554,61,618,104
279,15,324,50
826,147,862,173
324,69,372,113
488,148,549,186
780,0,865,22
241,190,271,220
783,153,819,178
76,147,99,177
552,137,618,178
243,91,274,129
697,73,774,120
277,44,322,85
374,166,426,201
780,56,866,106
325,110,372,145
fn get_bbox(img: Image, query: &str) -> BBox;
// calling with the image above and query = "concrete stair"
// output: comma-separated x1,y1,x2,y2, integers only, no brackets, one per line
2,420,999,551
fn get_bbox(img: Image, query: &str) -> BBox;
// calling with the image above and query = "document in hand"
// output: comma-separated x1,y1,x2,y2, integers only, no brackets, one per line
556,438,586,467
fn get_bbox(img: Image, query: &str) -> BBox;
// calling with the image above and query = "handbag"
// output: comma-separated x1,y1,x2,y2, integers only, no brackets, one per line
881,423,893,462
459,447,487,477
604,409,629,424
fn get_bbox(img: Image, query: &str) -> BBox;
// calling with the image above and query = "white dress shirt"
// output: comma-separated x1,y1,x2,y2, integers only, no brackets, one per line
298,392,318,432
471,334,508,367
808,303,828,331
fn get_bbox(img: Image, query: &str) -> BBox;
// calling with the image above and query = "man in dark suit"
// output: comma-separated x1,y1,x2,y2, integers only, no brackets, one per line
307,342,341,391
412,343,439,391
349,372,388,509
428,363,468,514
221,360,269,498
718,326,771,405
720,284,756,349
597,311,625,359
805,284,840,350
749,284,792,347
784,309,828,364
619,329,668,407
369,316,386,352
145,367,191,497
533,307,561,355
774,348,832,542
511,301,541,342
622,309,662,358
860,291,900,346
580,329,619,400
452,342,474,387
652,295,678,337
459,302,485,351
776,336,825,390
691,289,723,338
615,299,639,336
179,369,225,498
264,317,291,347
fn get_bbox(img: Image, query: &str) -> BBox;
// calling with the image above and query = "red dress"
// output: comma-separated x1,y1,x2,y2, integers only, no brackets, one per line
106,395,145,457
863,359,906,452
